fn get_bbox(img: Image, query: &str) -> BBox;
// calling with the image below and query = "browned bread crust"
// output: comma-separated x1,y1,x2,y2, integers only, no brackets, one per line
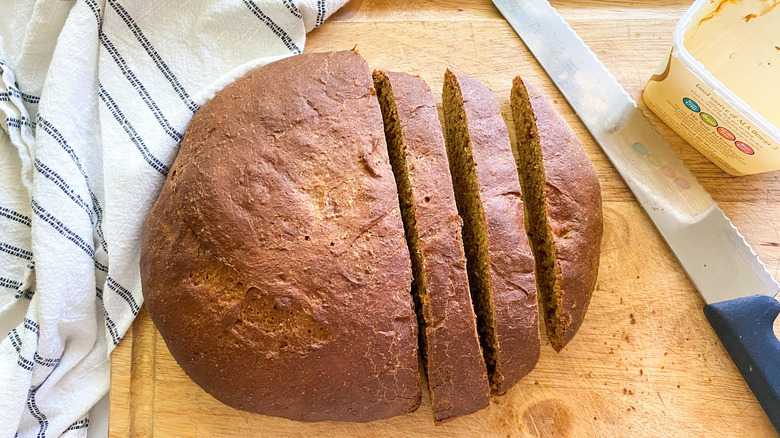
510,77,603,351
373,70,491,422
140,51,421,423
442,69,540,395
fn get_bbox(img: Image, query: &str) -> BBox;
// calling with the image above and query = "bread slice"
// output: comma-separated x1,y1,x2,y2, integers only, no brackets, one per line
373,70,491,422
510,77,603,351
441,69,540,394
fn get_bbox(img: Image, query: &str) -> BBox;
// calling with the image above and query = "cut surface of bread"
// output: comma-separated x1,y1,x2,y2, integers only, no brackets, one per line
442,69,540,394
510,76,603,351
373,70,490,422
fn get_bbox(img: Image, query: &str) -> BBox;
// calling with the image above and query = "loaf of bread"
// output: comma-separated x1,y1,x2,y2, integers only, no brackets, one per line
373,70,491,421
140,50,422,422
510,77,603,351
442,69,541,394
141,50,603,423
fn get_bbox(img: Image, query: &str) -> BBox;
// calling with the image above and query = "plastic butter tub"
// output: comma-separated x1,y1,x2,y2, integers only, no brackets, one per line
644,0,780,176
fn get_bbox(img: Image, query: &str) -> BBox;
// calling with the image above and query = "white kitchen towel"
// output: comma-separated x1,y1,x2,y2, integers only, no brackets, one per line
0,0,348,436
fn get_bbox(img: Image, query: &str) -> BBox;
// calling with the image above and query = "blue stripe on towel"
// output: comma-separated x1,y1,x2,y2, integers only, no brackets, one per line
30,199,108,272
36,117,106,252
106,276,140,315
283,0,302,18
27,385,48,438
85,0,184,143
243,0,302,54
34,158,108,253
96,287,122,345
316,0,326,27
0,242,33,260
98,84,170,176
0,207,31,227
107,0,199,113
66,419,89,431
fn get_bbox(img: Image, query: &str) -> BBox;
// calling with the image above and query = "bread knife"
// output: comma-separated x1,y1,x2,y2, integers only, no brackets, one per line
493,0,780,431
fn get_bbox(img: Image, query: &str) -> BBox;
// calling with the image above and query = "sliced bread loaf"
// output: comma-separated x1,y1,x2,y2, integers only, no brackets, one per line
510,77,603,351
442,69,540,394
373,70,491,421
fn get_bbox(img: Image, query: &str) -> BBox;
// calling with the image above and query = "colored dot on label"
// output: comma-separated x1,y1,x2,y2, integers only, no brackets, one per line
735,141,755,155
660,165,676,178
646,154,662,167
674,177,691,190
700,112,718,127
632,142,648,155
683,97,700,113
717,127,736,141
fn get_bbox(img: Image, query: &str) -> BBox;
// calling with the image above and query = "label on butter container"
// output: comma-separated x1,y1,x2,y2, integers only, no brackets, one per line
644,50,780,176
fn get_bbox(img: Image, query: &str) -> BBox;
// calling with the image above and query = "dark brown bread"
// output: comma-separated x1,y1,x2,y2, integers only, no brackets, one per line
140,51,421,422
373,70,491,422
510,77,603,351
442,69,540,395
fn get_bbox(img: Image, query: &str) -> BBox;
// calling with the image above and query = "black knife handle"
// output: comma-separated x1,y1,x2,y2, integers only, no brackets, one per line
704,295,780,433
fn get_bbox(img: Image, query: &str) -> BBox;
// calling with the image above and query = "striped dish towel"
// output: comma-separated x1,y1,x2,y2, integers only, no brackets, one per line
0,0,347,436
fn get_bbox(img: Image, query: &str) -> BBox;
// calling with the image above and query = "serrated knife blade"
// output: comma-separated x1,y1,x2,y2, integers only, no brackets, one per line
492,0,780,431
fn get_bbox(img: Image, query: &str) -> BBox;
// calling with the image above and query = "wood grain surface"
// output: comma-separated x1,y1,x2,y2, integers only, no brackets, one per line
109,0,780,436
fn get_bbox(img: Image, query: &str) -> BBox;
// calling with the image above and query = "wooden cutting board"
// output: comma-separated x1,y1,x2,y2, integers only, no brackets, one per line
109,1,780,436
